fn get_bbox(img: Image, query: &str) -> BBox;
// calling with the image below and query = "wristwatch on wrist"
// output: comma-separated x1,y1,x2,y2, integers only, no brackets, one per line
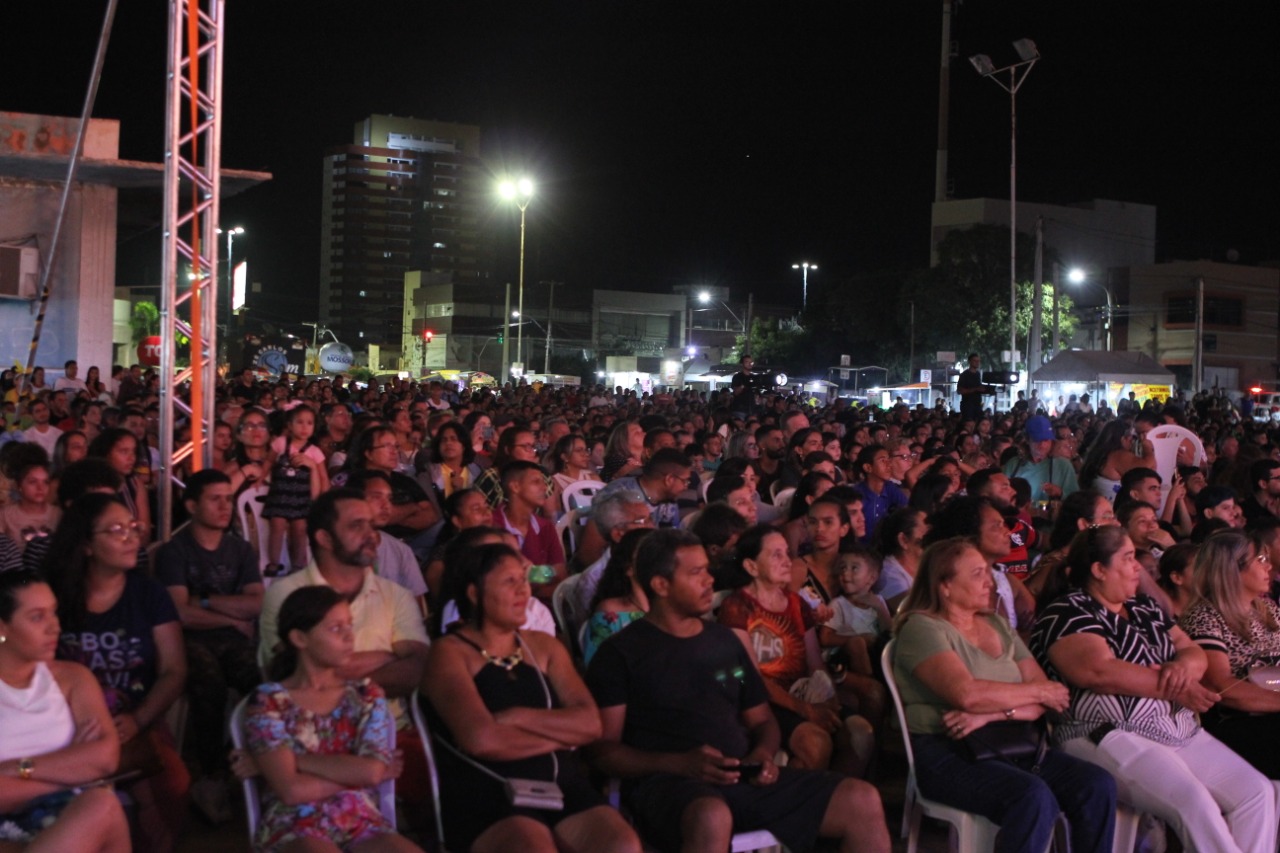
17,757,34,780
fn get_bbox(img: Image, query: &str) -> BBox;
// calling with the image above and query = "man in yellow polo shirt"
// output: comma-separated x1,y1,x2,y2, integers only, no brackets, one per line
258,488,429,695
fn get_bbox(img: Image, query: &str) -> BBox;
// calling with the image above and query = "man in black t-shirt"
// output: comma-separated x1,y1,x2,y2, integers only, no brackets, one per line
154,469,262,819
586,529,890,853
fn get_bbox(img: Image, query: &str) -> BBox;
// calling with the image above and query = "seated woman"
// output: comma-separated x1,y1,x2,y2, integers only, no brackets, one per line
1155,542,1199,620
891,537,1117,853
871,507,929,614
720,524,872,777
1026,491,1118,606
545,434,602,514
420,543,640,853
0,570,127,853
44,493,189,853
423,488,497,614
421,422,483,504
232,585,422,853
1180,530,1280,778
581,528,650,666
1032,526,1276,853
780,471,836,557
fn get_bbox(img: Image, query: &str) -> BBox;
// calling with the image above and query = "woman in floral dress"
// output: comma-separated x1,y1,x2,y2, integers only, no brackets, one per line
233,586,421,853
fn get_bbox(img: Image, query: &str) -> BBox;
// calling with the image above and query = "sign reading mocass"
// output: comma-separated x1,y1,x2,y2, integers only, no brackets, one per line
317,341,355,374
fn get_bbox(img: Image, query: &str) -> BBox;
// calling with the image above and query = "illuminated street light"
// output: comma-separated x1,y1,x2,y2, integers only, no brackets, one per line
970,38,1039,372
791,262,817,310
1068,267,1114,351
499,177,534,375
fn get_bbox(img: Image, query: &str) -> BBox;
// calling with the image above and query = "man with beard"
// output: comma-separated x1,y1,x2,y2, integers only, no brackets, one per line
257,489,429,694
755,425,787,502
966,468,1038,582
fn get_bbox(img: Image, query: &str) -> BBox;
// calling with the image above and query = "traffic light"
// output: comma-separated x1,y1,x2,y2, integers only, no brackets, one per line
422,329,433,343
497,332,504,344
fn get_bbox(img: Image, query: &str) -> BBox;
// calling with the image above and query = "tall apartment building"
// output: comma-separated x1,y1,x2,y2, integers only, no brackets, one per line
319,115,488,350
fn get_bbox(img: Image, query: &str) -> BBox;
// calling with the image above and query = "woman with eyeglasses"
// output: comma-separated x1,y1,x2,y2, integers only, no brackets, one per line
44,493,189,852
546,434,601,513
86,427,152,545
1180,530,1280,779
224,408,274,496
1031,526,1276,853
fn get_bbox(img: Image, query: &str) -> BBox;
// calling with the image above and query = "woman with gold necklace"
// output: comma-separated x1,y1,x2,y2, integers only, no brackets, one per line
420,543,639,853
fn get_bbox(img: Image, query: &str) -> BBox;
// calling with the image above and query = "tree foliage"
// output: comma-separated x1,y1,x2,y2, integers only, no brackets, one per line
130,301,159,343
800,225,1078,383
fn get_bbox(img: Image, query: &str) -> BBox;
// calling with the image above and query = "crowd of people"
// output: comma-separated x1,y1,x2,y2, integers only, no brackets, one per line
3,354,1280,852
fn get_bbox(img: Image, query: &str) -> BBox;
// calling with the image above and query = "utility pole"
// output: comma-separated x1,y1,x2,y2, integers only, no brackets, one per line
1030,216,1044,393
501,283,511,385
544,281,557,375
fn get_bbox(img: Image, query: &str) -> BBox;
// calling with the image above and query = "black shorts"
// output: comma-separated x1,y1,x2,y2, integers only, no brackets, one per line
626,766,843,853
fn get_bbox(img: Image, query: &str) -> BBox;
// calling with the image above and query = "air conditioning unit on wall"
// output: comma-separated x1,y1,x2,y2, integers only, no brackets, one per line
0,246,39,299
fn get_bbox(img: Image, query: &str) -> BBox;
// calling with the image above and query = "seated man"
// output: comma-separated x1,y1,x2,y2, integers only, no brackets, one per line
586,528,890,853
493,460,566,594
346,469,429,615
154,468,262,822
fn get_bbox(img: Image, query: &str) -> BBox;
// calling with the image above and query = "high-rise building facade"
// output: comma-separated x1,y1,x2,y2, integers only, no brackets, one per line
319,115,488,349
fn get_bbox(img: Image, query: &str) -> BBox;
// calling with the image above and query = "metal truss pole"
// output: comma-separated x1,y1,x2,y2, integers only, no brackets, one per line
159,0,224,539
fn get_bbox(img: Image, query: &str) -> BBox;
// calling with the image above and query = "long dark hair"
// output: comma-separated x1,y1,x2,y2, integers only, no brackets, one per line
590,528,652,611
1078,420,1132,489
431,421,475,466
41,493,129,632
451,543,524,627
267,586,345,682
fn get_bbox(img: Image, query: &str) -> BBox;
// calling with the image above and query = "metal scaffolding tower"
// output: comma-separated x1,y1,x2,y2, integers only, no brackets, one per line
158,0,225,539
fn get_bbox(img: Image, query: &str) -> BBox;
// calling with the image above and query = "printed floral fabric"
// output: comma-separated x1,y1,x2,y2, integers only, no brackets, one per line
245,679,394,852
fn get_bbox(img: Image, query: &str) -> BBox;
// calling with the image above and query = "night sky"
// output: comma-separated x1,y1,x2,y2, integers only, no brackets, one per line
4,1,1277,326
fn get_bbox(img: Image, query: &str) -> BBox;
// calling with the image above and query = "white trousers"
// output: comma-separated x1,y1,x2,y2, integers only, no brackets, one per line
1063,728,1276,853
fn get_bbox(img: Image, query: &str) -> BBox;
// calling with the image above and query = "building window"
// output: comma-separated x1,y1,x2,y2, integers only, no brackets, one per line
1166,294,1244,327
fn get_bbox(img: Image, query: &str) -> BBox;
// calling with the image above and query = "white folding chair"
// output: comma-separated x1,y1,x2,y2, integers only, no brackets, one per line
882,640,1001,853
550,572,589,658
561,479,602,515
409,689,447,852
235,485,302,581
230,694,397,842
1145,424,1206,515
555,507,587,557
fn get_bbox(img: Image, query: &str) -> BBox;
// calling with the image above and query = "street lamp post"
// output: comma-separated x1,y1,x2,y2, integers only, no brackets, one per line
970,38,1039,372
499,178,534,377
791,262,817,311
1068,267,1114,351
697,291,747,334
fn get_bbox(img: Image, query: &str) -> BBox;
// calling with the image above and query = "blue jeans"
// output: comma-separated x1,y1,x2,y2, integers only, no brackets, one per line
912,733,1117,853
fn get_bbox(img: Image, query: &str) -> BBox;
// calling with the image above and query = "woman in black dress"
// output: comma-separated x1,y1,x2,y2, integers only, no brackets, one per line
419,543,639,853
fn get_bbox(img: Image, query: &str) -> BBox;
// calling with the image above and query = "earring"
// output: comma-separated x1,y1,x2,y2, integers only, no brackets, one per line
0,635,6,643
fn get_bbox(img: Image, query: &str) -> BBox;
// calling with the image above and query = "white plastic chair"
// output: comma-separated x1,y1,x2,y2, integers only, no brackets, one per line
1144,424,1205,515
235,485,303,581
408,689,447,852
555,507,587,557
882,639,1002,853
551,572,589,658
561,479,603,515
230,694,397,842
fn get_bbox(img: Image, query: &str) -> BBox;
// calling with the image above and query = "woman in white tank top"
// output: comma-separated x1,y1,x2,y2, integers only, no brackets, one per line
0,570,127,852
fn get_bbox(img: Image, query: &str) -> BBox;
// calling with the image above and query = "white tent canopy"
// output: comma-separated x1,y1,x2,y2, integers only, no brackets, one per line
1030,350,1174,386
